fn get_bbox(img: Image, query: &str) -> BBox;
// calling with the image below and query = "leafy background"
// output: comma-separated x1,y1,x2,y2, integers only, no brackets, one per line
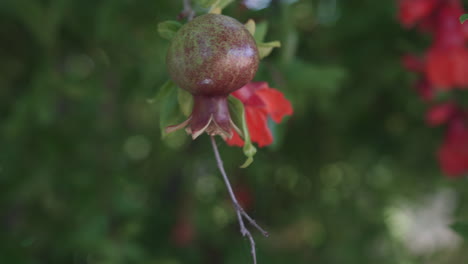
1,0,468,263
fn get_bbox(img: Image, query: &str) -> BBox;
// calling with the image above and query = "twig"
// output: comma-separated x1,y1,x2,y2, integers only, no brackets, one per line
210,136,269,264
237,210,257,263
179,0,195,21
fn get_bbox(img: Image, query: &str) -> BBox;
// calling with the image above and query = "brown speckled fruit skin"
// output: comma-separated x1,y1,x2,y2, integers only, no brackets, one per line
166,14,259,96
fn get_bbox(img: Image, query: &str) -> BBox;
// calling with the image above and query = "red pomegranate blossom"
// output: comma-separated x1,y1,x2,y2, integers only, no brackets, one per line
226,82,293,147
399,0,468,177
425,103,468,177
399,0,468,89
426,2,468,89
426,103,457,126
398,0,438,28
438,114,468,177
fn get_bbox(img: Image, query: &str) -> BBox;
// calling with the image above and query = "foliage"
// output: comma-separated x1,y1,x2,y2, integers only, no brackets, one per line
157,21,182,40
1,0,468,264
228,95,257,168
461,14,468,23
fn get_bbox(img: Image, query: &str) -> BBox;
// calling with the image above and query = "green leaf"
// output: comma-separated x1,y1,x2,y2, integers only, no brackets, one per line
209,7,222,14
152,80,184,137
195,0,218,8
157,20,182,40
245,19,256,36
451,221,468,239
460,14,468,24
228,95,257,168
177,89,193,117
257,41,281,59
217,0,234,9
147,80,174,104
253,22,281,59
254,21,268,43
195,0,234,10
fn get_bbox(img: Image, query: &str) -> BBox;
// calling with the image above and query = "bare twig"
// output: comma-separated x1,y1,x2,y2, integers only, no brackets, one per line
179,0,195,21
210,136,268,264
237,210,257,264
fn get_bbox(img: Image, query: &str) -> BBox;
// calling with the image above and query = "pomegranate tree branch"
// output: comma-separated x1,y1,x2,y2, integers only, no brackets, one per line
236,210,257,263
210,136,268,264
180,0,195,21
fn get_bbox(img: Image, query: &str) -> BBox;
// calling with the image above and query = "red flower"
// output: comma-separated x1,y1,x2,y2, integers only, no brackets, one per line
426,4,468,88
438,115,468,177
226,82,293,147
426,103,457,126
398,0,438,27
399,0,468,179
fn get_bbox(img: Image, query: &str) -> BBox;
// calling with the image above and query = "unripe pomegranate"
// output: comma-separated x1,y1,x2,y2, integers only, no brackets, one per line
165,14,259,139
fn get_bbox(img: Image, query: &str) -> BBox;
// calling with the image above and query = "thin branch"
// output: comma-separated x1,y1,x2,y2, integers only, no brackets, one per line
237,210,257,264
210,136,268,264
180,0,195,21
237,205,269,237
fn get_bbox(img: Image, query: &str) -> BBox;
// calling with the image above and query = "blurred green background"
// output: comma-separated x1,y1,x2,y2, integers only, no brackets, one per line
1,0,468,263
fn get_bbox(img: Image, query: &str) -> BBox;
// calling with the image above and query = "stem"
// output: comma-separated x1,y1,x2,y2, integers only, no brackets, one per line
181,0,195,21
210,136,269,264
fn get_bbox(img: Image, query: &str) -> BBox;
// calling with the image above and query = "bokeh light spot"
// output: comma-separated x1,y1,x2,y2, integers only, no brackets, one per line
124,135,151,160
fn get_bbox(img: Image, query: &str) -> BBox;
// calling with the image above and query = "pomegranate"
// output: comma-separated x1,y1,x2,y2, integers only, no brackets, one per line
165,14,259,139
